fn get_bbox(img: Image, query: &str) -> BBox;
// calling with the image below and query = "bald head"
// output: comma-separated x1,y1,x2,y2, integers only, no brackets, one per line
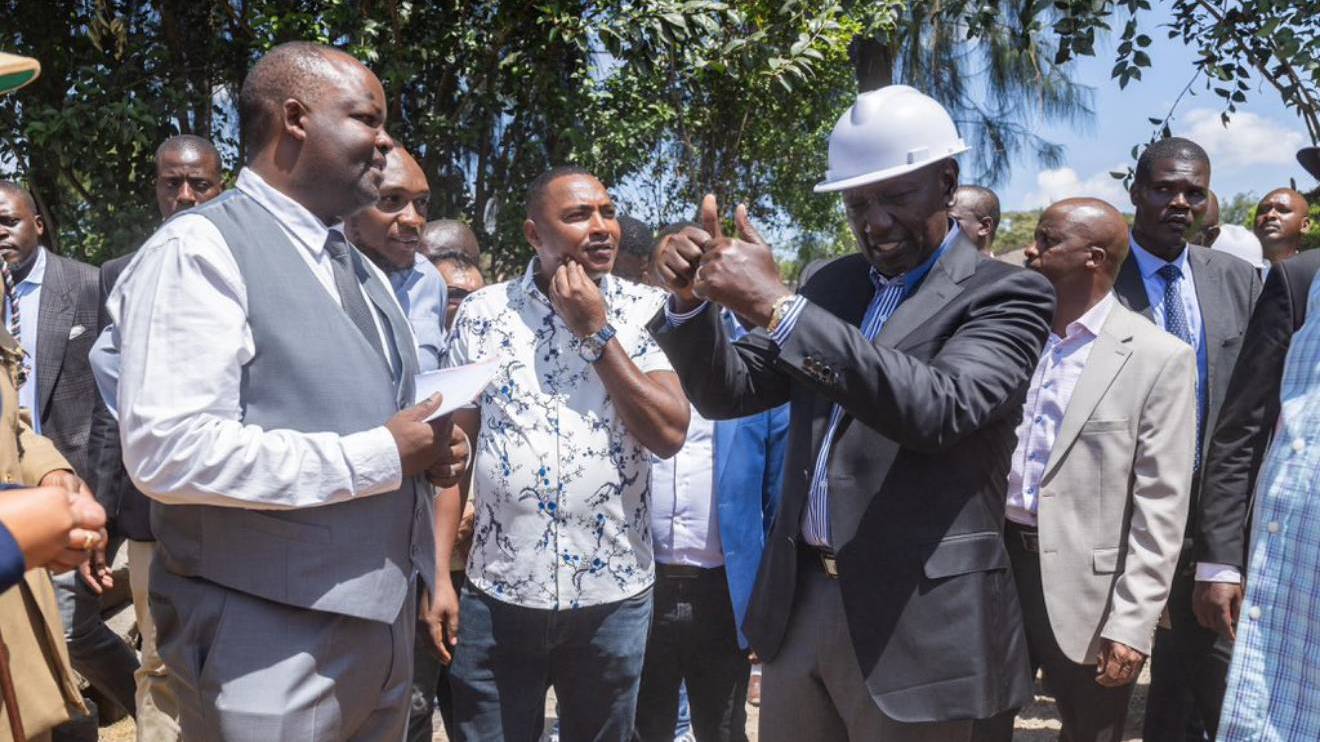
0,181,37,214
420,219,480,263
949,186,1001,254
1254,187,1312,264
238,41,365,159
1028,198,1128,329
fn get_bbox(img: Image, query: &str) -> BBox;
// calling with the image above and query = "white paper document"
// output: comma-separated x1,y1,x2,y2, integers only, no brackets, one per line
413,358,500,421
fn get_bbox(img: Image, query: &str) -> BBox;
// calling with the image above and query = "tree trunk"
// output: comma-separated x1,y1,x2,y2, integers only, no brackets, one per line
850,35,895,92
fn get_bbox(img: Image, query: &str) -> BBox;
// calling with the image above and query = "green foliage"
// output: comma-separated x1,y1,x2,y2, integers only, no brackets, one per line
994,210,1044,255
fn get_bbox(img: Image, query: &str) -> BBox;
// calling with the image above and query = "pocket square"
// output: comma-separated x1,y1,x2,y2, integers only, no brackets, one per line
68,324,86,340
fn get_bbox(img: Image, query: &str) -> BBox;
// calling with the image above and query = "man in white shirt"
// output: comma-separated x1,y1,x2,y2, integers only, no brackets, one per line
445,165,690,742
973,198,1197,742
109,42,467,740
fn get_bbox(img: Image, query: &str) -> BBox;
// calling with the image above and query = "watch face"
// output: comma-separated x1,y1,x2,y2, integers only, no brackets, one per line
578,336,603,362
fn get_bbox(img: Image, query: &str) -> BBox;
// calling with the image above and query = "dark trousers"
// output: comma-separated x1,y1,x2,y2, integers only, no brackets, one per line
635,564,749,742
407,571,465,742
976,527,1133,742
449,582,653,742
1142,565,1231,742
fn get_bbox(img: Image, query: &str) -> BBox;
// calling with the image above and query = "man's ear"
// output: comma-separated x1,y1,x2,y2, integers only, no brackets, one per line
1129,182,1141,209
282,98,309,143
523,218,541,250
943,161,960,204
978,216,994,239
1087,245,1107,270
33,213,44,240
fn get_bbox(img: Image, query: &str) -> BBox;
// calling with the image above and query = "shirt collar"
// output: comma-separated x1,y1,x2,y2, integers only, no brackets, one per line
18,246,47,288
388,252,427,293
1057,292,1115,342
1129,235,1190,280
520,256,616,305
235,167,346,257
870,222,962,295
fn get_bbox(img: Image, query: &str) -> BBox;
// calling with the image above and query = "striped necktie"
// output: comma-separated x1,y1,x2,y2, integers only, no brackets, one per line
1,261,18,346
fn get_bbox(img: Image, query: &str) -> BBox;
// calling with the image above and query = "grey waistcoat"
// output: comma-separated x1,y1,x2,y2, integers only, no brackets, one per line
150,189,434,623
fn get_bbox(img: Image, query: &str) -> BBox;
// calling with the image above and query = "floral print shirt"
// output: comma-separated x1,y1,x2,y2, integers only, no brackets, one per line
445,259,671,609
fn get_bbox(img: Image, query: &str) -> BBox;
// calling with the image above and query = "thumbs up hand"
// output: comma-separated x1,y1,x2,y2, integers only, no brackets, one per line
691,194,791,328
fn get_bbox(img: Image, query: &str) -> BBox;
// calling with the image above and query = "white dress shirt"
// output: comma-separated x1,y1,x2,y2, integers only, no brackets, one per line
446,260,671,609
1007,294,1116,526
650,408,722,568
107,168,406,511
5,246,46,430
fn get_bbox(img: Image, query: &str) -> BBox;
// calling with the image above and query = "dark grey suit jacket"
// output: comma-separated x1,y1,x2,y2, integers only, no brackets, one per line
33,252,100,477
84,253,153,540
1112,244,1262,554
1198,249,1320,569
650,235,1054,723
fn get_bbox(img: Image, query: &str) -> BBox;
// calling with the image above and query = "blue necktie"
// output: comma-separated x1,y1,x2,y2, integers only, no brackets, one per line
1158,263,1203,463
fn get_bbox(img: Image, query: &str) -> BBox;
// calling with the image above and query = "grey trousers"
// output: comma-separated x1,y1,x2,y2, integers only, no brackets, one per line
759,557,973,742
149,564,416,741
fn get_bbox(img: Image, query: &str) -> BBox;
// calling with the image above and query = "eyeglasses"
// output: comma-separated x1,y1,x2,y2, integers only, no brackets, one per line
447,287,472,302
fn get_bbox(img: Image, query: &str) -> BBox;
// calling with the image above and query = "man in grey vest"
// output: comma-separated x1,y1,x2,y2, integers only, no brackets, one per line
106,42,469,740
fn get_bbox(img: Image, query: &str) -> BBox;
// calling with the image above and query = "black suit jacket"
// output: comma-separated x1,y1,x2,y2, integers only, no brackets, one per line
1112,245,1262,556
84,253,153,541
650,236,1054,723
1198,250,1320,569
32,252,100,477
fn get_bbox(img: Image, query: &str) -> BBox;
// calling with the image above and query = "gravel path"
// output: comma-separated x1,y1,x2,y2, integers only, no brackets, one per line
101,668,1150,741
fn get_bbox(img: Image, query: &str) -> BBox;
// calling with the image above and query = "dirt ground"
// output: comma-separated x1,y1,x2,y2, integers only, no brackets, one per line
101,667,1149,741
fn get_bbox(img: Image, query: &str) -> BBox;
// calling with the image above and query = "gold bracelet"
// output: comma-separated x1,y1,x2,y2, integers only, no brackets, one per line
766,295,797,334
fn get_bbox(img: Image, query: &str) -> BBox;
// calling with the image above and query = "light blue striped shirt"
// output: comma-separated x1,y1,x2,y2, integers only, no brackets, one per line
1219,272,1320,741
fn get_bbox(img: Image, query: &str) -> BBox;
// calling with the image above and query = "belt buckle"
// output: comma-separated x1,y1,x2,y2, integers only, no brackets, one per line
818,551,839,579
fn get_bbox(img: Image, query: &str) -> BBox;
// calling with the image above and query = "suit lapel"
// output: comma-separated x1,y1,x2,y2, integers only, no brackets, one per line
875,235,977,349
1114,255,1153,321
1041,307,1134,480
36,254,74,412
355,250,418,405
1189,246,1229,399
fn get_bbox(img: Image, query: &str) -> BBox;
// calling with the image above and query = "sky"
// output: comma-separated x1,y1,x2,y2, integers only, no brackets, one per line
994,10,1317,213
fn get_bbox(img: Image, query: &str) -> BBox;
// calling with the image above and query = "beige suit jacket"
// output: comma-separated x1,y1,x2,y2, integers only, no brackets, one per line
1036,301,1197,663
0,326,85,739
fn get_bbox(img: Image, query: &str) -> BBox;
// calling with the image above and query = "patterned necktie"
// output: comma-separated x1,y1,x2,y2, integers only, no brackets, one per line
324,232,385,358
1157,264,1193,346
1,260,18,346
1158,262,1204,462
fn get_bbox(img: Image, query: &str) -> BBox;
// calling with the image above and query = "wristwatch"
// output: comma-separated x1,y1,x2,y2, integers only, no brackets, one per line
766,294,797,334
578,323,617,363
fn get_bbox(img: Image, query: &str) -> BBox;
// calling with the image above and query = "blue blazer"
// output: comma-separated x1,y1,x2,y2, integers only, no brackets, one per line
714,404,789,649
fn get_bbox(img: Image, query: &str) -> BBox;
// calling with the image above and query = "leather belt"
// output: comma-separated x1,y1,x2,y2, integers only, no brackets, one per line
1006,521,1040,553
656,563,723,579
799,543,839,579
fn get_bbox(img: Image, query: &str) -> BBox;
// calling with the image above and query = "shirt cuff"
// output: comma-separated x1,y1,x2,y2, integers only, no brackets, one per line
1195,562,1243,583
767,296,808,346
343,426,405,497
664,297,710,327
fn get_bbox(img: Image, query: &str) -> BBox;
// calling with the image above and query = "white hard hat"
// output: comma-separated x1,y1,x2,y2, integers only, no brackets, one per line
815,85,969,193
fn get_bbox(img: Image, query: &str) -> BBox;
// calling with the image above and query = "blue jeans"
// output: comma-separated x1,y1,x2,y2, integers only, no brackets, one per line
449,582,653,742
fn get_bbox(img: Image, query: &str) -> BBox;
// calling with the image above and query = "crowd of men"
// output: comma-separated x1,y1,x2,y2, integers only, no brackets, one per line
2,39,1320,742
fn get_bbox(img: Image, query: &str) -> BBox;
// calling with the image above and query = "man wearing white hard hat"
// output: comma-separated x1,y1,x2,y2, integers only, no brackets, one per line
649,85,1053,740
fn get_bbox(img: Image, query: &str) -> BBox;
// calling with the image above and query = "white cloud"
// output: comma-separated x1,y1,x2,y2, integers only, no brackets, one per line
1180,107,1307,170
1023,164,1132,210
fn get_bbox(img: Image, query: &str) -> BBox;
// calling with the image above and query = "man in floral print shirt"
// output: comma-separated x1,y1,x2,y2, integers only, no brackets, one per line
445,166,690,742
